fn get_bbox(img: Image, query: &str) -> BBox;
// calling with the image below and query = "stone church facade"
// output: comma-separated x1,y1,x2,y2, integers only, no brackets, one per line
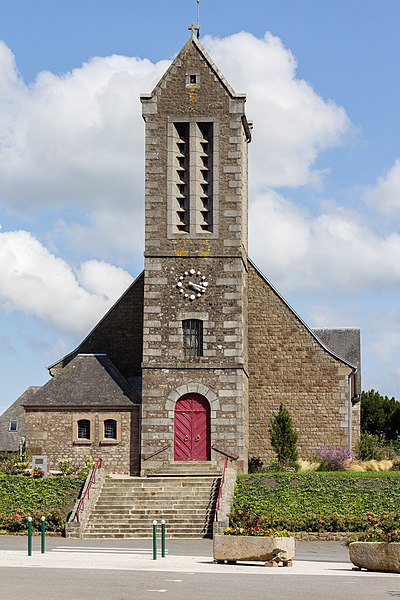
5,29,360,474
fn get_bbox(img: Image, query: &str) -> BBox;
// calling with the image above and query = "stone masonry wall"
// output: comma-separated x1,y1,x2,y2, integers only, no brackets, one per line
141,39,249,259
140,37,250,473
248,264,355,464
51,275,144,380
141,367,248,475
25,408,140,475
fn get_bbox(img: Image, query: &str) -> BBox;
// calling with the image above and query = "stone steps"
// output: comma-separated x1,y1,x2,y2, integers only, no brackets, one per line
88,513,211,522
90,509,209,517
86,519,209,528
146,463,220,477
98,484,214,498
94,504,211,511
105,476,217,485
82,475,220,539
83,531,207,539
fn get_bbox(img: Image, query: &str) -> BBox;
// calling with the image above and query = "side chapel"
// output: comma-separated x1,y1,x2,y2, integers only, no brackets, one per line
6,28,361,474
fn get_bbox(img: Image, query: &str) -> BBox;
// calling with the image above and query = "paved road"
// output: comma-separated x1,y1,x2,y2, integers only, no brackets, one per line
0,537,398,600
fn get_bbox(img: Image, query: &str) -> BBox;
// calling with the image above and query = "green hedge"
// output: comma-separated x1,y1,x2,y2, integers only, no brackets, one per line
0,474,84,514
230,472,400,532
0,474,84,533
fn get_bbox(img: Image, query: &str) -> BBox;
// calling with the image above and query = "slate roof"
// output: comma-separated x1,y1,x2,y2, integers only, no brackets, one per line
0,387,40,451
23,354,139,409
313,328,361,397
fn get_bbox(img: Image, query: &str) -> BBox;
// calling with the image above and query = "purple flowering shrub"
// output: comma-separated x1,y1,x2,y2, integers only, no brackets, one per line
315,447,350,471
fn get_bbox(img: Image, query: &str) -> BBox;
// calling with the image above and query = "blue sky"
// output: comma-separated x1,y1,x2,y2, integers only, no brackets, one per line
1,0,400,413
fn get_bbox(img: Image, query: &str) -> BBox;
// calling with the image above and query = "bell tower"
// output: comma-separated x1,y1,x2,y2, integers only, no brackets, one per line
140,27,252,474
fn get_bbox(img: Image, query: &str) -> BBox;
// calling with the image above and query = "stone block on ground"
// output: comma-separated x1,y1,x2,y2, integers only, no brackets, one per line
213,534,295,567
349,542,400,573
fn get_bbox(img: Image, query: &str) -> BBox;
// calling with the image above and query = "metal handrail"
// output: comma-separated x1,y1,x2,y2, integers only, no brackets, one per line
143,443,171,461
211,444,239,461
74,457,103,522
215,456,229,521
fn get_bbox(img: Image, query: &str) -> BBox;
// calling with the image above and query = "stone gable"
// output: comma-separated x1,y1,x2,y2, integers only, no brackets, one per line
248,261,357,464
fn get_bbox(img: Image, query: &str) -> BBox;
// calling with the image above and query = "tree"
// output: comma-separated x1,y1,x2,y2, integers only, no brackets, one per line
361,389,400,440
270,404,298,465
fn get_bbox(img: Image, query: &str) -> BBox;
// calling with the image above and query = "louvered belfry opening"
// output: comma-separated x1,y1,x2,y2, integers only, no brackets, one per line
173,122,190,232
171,121,214,235
196,122,213,232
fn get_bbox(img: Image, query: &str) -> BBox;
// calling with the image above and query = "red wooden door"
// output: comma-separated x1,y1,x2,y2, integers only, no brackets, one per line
174,394,210,461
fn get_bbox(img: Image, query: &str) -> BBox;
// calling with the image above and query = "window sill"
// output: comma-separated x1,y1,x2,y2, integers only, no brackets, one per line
73,440,92,446
100,440,119,446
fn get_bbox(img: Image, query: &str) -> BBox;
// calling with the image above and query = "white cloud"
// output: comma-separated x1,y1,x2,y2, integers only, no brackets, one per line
52,203,144,264
203,32,350,188
0,230,133,336
75,259,134,300
364,158,400,214
0,32,397,387
0,42,168,257
372,311,400,365
250,191,400,292
0,33,350,264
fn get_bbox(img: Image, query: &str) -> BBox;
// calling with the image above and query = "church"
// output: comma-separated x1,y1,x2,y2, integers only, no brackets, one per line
1,27,361,475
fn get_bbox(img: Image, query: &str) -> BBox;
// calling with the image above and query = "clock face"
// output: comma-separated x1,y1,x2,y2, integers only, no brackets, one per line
176,268,209,301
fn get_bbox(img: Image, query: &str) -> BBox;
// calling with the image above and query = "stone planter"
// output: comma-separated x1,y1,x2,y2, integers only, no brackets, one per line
349,542,400,574
213,534,295,567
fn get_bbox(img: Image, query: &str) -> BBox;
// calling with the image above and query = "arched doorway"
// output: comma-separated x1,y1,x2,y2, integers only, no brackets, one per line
174,393,211,461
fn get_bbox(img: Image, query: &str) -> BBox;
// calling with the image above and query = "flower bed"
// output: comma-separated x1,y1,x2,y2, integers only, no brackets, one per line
0,509,65,533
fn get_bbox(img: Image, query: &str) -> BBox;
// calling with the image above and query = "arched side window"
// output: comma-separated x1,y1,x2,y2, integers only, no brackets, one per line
104,419,117,440
182,319,203,357
77,419,91,440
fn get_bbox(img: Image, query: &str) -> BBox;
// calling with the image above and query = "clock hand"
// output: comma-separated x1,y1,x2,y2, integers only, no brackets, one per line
188,281,207,293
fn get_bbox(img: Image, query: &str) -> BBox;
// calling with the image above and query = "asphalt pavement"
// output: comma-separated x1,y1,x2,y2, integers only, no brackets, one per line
0,537,398,600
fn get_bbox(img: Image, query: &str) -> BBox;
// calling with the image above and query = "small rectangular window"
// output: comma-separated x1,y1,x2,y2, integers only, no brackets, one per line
77,419,91,440
186,73,199,86
8,420,18,432
104,419,117,439
183,319,203,357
